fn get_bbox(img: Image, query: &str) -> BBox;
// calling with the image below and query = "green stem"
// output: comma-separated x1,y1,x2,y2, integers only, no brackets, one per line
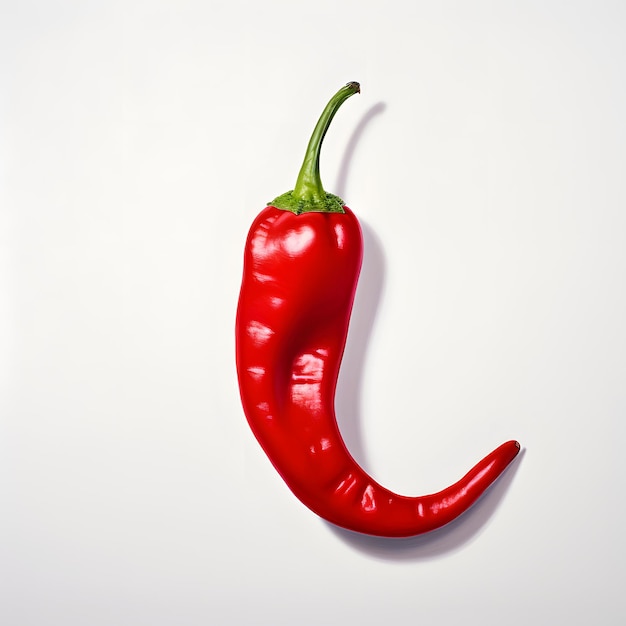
270,82,360,214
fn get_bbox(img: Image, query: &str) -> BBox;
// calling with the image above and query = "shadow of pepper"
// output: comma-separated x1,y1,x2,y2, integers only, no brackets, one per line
334,102,387,473
334,220,385,475
330,101,524,559
335,101,387,201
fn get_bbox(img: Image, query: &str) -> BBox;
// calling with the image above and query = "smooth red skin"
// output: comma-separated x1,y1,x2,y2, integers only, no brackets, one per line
236,205,519,537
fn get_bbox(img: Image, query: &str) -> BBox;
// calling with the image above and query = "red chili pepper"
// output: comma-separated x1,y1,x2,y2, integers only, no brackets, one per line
236,82,520,537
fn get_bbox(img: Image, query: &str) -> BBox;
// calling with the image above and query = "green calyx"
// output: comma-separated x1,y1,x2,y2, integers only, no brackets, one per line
270,81,360,215
270,191,346,215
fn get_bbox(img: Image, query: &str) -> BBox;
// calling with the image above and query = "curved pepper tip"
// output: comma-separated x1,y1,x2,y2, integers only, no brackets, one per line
497,440,522,466
507,440,522,463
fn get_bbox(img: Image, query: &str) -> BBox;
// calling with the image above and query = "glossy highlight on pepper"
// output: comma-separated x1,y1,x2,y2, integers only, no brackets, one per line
236,82,520,537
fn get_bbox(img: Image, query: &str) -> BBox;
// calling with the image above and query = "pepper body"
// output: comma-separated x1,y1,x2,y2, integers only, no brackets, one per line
236,205,519,537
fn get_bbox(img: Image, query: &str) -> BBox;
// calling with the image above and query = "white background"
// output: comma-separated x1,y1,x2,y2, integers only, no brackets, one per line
2,1,625,624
